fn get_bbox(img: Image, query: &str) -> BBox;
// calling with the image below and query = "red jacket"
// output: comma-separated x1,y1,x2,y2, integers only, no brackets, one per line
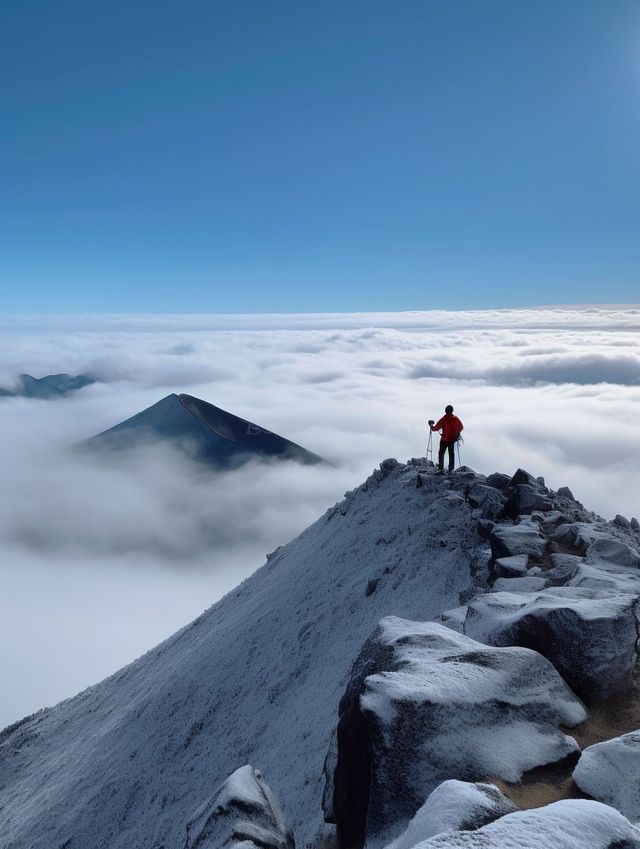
432,414,463,442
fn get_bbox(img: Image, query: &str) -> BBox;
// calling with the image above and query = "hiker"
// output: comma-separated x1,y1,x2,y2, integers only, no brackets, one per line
428,405,464,474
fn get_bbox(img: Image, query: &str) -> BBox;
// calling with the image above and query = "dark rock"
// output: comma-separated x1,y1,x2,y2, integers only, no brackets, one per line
632,518,640,531
486,473,511,491
490,520,546,562
477,519,495,540
508,469,539,488
494,554,528,578
325,617,585,848
466,483,506,520
503,485,553,520
613,514,631,529
365,579,379,597
379,458,400,475
557,486,576,501
184,764,295,849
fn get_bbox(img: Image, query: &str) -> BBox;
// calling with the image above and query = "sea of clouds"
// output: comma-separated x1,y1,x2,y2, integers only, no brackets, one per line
1,306,639,726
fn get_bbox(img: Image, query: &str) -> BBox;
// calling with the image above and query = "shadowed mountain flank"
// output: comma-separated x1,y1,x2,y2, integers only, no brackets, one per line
81,392,326,468
0,373,95,399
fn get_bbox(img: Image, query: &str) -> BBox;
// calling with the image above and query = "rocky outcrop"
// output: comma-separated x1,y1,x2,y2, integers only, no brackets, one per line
384,780,518,849
184,765,294,849
463,587,639,702
573,731,640,822
400,800,640,848
325,616,586,848
490,518,547,561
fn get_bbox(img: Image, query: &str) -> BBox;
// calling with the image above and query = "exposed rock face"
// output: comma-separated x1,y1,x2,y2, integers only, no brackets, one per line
465,483,506,520
573,731,640,822
184,765,294,849
326,616,586,848
384,780,518,849
503,484,553,520
464,587,639,702
490,518,546,561
403,800,640,848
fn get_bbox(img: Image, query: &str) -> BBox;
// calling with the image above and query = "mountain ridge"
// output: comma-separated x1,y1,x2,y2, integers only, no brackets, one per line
1,460,640,849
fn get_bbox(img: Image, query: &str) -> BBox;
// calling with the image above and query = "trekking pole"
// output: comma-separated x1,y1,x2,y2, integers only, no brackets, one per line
426,429,433,464
456,437,463,468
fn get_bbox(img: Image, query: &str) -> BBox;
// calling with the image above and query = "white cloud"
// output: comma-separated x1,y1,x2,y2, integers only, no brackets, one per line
1,307,639,727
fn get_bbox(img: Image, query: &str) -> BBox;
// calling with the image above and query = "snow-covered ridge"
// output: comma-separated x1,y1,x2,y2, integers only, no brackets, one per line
1,459,640,849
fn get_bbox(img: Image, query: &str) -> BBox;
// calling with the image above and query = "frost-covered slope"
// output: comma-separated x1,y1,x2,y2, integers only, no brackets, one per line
0,460,481,849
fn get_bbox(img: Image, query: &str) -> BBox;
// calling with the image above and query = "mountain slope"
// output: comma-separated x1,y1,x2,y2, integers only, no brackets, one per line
81,392,325,467
0,373,95,399
0,461,480,849
2,460,638,849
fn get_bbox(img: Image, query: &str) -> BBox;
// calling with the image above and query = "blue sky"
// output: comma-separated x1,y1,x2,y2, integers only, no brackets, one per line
2,0,639,312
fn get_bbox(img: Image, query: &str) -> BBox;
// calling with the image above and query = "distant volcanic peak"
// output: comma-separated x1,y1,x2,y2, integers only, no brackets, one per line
178,393,325,463
83,392,326,468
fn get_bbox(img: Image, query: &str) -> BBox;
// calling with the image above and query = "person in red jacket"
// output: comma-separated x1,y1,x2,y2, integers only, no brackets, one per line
428,405,464,474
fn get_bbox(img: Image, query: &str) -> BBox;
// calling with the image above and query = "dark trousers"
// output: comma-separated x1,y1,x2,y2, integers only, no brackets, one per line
438,439,456,472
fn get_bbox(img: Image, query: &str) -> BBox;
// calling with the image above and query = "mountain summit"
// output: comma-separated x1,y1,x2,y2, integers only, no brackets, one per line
81,392,326,468
2,461,640,849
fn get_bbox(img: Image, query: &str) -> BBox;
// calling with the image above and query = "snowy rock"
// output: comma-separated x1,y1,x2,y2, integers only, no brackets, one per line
464,586,639,702
551,522,606,556
492,576,549,592
503,485,553,520
384,780,518,849
568,560,640,595
326,617,585,848
586,536,640,569
490,519,546,562
632,517,640,531
439,606,468,633
614,514,632,529
573,731,640,821
485,472,511,490
184,765,294,849
557,486,576,501
494,554,528,578
408,799,640,848
465,483,506,520
507,468,541,488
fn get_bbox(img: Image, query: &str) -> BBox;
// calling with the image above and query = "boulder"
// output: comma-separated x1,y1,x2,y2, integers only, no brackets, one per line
507,468,541,488
464,587,639,702
466,483,506,520
492,576,549,592
384,780,518,849
440,605,468,634
586,536,640,570
573,731,640,821
551,522,606,556
485,472,511,491
404,799,640,848
557,486,576,501
613,514,632,529
184,764,295,849
494,554,528,578
568,561,640,595
490,520,546,562
503,485,553,520
326,617,586,848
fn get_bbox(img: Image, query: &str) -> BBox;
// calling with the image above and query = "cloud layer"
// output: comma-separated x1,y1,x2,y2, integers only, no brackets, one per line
1,307,639,726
